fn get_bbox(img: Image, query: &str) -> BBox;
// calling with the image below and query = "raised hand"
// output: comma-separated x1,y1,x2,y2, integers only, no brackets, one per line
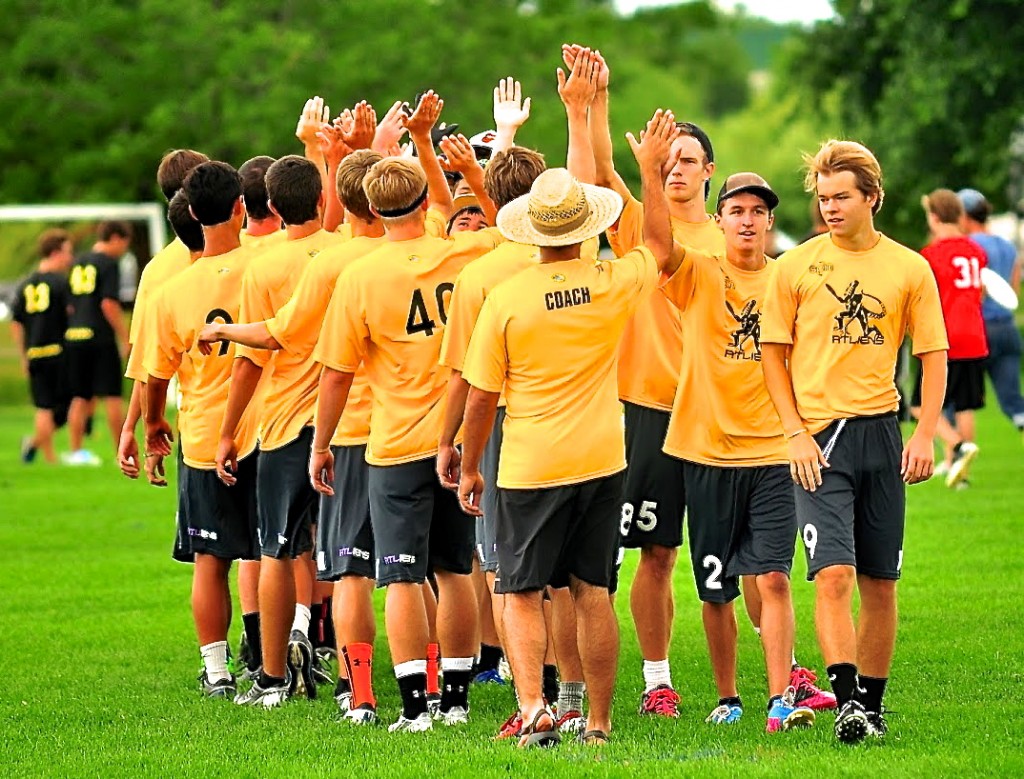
406,90,444,139
295,96,330,146
438,134,480,175
626,108,679,172
342,101,376,150
562,44,609,90
557,46,599,110
493,77,531,132
317,122,353,168
372,100,408,154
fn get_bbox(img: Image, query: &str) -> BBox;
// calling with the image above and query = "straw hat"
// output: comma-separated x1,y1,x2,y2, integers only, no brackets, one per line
496,168,623,247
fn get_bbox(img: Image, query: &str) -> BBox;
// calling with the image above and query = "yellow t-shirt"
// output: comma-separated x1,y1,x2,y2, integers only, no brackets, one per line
607,194,727,410
126,239,192,382
462,247,659,489
239,229,287,251
313,230,501,465
265,235,386,447
335,222,353,241
143,247,262,469
236,230,344,451
761,233,948,433
661,250,786,466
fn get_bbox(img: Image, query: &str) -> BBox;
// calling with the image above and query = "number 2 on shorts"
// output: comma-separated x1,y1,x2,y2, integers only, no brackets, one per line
702,554,723,590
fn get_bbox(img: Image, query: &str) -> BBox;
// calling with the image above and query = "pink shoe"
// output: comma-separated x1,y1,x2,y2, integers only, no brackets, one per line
790,666,837,711
639,685,681,718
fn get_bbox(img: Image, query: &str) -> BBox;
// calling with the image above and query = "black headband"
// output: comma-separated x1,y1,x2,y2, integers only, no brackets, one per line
376,187,428,218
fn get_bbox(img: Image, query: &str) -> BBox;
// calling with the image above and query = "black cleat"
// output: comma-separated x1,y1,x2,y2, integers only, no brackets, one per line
834,699,869,743
287,630,317,700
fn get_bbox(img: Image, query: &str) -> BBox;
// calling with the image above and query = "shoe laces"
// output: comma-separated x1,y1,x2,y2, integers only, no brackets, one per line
705,704,733,723
791,666,820,692
644,686,680,715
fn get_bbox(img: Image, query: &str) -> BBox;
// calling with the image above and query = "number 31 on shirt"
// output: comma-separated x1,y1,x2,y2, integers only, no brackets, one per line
952,256,982,289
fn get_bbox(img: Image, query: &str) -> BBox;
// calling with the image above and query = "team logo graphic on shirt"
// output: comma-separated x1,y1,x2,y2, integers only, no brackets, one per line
724,299,761,361
551,273,566,282
826,280,886,345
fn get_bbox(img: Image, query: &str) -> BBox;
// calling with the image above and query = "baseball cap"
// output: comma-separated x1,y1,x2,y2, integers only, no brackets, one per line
716,172,779,212
956,188,990,219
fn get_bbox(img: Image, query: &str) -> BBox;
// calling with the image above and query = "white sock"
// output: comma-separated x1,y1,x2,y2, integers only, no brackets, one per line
753,626,762,637
441,656,475,673
643,659,672,692
200,640,230,682
394,659,427,678
291,603,311,638
791,651,798,669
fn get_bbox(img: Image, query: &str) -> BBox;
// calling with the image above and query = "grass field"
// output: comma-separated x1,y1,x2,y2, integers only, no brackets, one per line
0,399,1022,778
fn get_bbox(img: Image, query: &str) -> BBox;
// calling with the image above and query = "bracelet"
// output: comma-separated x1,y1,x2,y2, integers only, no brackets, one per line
786,427,808,439
313,446,331,455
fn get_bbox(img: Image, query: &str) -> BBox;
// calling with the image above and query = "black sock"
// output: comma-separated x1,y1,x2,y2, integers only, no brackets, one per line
397,672,428,719
309,601,323,649
441,670,471,711
858,675,887,713
334,675,352,698
242,612,262,671
719,695,743,709
321,597,336,650
827,663,859,708
258,670,285,689
542,664,559,706
478,643,503,673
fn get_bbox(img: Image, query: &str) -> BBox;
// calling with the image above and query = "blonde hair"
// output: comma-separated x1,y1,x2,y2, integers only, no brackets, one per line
922,188,962,225
338,150,383,222
485,146,547,208
803,139,884,215
362,158,427,222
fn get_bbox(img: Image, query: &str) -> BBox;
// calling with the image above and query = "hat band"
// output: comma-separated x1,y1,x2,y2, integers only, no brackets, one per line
529,200,591,236
377,187,428,218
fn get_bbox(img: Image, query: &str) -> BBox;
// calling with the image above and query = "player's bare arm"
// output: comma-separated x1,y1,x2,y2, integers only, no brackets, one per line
309,367,355,496
437,369,470,490
296,95,330,176
457,386,499,517
558,46,599,185
492,76,531,153
100,297,130,359
439,134,498,225
761,342,828,492
628,109,679,273
903,349,947,484
198,320,281,352
408,90,454,218
118,380,144,479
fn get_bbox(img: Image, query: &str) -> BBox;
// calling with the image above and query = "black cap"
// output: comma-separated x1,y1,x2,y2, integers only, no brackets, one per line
716,172,779,212
676,121,714,201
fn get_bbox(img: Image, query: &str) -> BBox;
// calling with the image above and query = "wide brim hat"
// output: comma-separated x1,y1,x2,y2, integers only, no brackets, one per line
496,168,623,247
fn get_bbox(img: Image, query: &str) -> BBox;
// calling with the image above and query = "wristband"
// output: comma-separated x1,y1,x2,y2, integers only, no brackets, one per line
786,427,808,439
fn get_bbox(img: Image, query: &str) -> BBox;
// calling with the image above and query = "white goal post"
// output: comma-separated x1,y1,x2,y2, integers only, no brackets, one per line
0,202,167,257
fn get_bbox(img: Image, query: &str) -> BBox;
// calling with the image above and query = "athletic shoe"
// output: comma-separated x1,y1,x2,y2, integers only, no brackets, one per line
426,692,441,717
237,630,252,671
62,449,101,467
312,652,334,686
555,708,586,735
791,666,837,711
834,699,869,743
706,703,743,725
343,703,379,725
335,688,352,714
639,685,681,718
388,712,433,733
473,668,505,685
234,674,290,708
287,630,317,700
954,479,971,491
20,437,37,464
198,670,236,699
932,460,950,478
766,687,815,733
865,710,888,738
495,710,523,740
946,441,979,488
440,706,469,726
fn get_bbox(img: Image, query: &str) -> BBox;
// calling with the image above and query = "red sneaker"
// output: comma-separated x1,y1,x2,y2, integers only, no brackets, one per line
495,710,523,740
639,685,681,718
790,666,837,711
555,708,585,735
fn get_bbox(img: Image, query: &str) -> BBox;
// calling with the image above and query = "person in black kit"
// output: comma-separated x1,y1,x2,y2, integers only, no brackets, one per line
11,229,75,463
64,220,131,465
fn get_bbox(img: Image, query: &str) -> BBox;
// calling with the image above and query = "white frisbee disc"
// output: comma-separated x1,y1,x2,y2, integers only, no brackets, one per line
981,267,1019,311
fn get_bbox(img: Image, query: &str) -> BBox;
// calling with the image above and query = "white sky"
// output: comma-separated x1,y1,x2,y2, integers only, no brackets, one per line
614,0,835,25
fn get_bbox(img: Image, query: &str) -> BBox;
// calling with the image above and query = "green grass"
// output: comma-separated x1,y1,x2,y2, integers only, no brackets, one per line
0,401,1022,778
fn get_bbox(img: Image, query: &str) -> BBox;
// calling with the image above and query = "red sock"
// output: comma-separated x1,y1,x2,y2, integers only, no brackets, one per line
426,642,440,696
343,643,376,709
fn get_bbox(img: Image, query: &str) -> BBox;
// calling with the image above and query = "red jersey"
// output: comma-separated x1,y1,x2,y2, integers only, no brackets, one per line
920,235,988,360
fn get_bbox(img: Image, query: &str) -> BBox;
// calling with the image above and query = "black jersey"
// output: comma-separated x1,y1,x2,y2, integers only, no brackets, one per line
66,251,120,344
12,270,71,360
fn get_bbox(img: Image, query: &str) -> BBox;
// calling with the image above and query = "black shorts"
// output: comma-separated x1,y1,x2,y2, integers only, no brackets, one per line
256,427,318,559
476,406,506,573
65,340,123,399
494,472,625,593
795,414,905,581
682,462,796,604
28,355,69,421
316,444,374,581
368,456,475,586
175,453,259,563
621,402,686,549
911,357,986,412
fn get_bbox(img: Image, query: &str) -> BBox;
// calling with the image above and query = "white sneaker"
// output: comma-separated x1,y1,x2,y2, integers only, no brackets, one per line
932,460,950,478
234,673,290,708
388,712,433,733
62,449,102,467
441,706,469,726
344,703,379,725
945,441,979,488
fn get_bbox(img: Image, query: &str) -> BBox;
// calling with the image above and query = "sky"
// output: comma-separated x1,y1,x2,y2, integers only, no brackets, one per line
614,0,835,25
